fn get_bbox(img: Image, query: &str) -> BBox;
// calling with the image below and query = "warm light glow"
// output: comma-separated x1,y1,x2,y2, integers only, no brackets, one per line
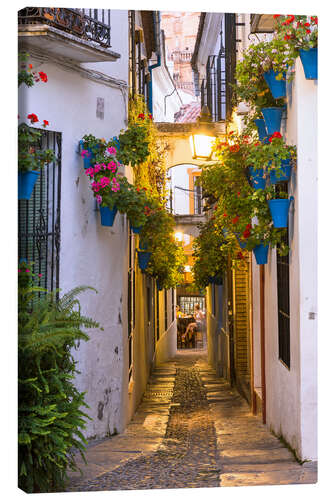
184,265,192,273
190,133,215,160
174,231,183,243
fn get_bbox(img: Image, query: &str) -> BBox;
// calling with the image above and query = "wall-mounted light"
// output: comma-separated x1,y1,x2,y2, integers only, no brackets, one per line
174,231,183,243
189,105,216,160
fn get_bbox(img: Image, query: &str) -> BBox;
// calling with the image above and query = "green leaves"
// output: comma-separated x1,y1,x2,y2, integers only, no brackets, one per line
18,262,102,493
18,123,56,173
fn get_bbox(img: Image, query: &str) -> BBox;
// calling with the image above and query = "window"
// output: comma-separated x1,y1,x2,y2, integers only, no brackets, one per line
277,231,290,368
212,285,216,317
18,129,62,296
164,289,168,332
200,14,236,122
178,296,205,316
128,231,135,380
276,183,290,368
156,286,160,341
171,289,175,322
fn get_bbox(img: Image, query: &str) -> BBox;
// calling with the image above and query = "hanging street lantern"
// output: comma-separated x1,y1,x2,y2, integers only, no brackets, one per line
189,105,216,160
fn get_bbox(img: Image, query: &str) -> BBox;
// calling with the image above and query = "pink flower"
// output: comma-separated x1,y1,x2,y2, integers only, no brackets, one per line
107,161,117,173
81,149,89,158
96,195,102,204
94,164,102,173
100,176,111,188
18,269,21,273
107,146,117,155
85,168,95,178
92,181,101,192
38,273,43,277
25,269,30,273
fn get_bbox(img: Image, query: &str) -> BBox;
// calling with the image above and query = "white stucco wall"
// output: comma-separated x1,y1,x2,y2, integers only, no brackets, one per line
252,57,317,460
18,10,130,438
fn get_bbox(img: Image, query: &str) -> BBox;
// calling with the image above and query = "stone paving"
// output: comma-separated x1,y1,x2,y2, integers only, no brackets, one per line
66,349,317,492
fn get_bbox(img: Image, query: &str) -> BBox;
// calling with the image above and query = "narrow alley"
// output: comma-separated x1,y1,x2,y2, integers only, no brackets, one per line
17,8,318,495
67,349,317,492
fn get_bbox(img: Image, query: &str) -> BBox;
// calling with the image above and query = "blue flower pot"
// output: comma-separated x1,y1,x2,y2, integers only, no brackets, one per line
137,250,152,271
83,149,93,169
139,240,149,250
130,225,142,234
235,233,247,249
263,69,287,99
253,243,269,265
261,107,284,135
18,171,39,200
299,48,317,80
156,280,163,291
112,136,121,151
268,198,291,228
270,158,292,184
100,206,117,227
249,166,266,190
254,119,269,143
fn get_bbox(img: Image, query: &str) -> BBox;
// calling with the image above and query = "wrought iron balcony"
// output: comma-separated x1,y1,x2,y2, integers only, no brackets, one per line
18,7,111,48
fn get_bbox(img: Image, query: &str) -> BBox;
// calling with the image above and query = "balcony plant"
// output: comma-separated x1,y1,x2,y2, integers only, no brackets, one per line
274,15,318,79
18,54,54,200
18,123,55,200
18,261,103,493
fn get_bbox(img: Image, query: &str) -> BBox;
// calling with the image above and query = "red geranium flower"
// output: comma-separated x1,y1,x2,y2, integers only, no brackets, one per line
237,251,245,260
229,144,240,153
223,212,227,218
39,71,48,83
148,114,153,120
27,113,39,123
136,187,141,192
138,113,145,120
269,131,282,142
232,215,239,225
273,15,281,19
42,119,49,127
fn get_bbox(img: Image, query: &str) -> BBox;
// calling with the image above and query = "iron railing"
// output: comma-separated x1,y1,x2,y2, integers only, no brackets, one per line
18,129,62,295
18,7,111,47
200,13,236,122
276,183,290,368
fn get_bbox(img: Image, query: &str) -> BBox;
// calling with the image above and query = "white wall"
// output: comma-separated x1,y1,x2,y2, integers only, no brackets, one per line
253,57,317,461
18,10,130,438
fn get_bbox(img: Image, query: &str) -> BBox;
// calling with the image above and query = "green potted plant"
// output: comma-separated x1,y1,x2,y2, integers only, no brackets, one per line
274,15,318,79
18,123,55,200
18,261,103,493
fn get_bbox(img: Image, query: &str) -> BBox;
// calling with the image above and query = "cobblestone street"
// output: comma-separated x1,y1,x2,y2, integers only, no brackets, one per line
67,350,317,492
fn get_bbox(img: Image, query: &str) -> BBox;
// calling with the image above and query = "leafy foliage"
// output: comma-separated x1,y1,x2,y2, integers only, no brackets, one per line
18,123,56,173
199,133,290,256
192,219,229,289
18,262,103,493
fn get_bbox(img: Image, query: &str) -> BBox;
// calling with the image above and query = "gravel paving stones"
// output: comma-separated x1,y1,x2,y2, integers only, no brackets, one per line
66,350,317,492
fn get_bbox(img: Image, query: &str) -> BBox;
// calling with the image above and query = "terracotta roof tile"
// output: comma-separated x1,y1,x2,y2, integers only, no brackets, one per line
174,102,201,123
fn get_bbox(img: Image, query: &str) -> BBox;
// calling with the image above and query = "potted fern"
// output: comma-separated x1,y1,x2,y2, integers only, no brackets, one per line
18,261,103,493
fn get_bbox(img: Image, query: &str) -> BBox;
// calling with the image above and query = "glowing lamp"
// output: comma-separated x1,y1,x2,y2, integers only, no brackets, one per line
189,105,216,160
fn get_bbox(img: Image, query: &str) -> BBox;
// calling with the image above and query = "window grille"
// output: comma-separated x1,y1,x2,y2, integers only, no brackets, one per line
127,231,135,380
178,296,205,316
200,13,236,122
18,129,62,296
164,289,168,332
156,286,160,341
276,183,290,368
